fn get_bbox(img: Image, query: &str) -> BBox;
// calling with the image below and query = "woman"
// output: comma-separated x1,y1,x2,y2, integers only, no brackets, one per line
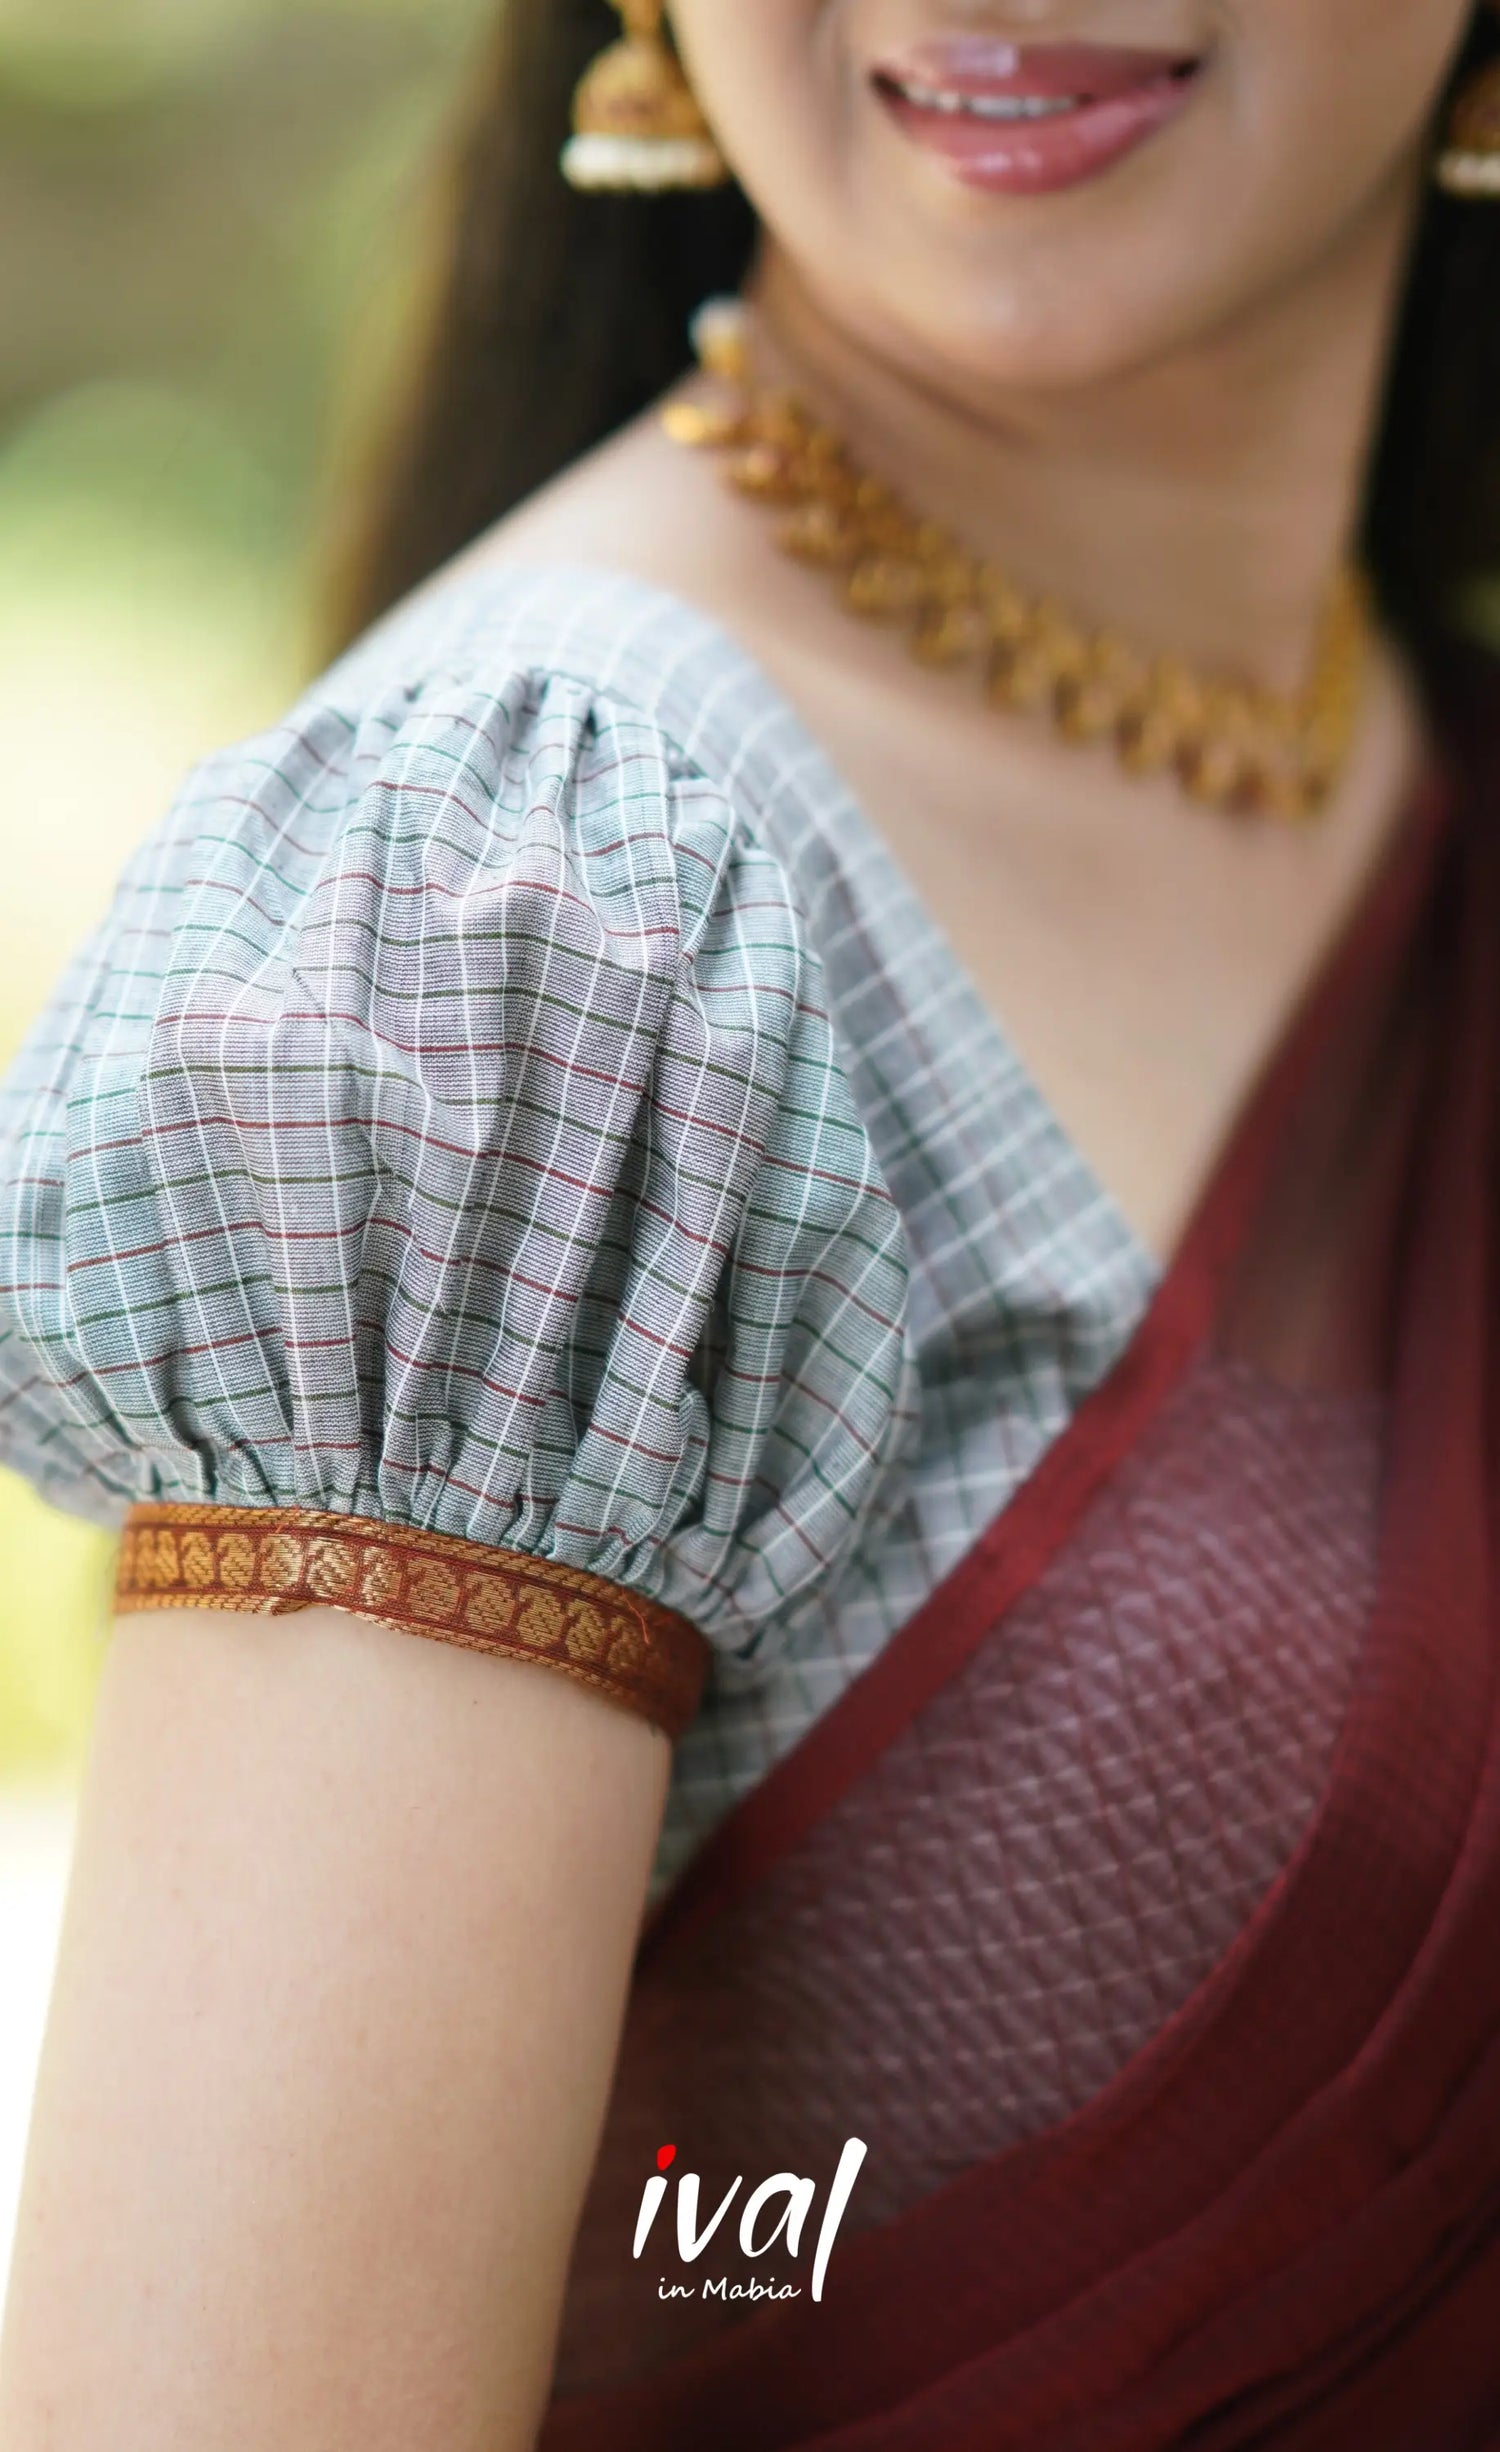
2,0,1499,2442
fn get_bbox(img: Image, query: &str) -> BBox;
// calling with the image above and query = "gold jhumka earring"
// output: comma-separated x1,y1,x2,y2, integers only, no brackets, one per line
1436,3,1500,195
561,0,729,193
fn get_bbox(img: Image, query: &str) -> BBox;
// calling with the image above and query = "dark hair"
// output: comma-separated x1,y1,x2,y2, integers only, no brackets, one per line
330,0,1500,662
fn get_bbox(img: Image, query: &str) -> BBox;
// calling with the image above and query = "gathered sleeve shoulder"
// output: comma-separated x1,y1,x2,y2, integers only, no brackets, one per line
0,649,916,1736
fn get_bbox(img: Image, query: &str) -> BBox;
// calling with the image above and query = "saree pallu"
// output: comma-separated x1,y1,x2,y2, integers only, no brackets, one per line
542,684,1500,2450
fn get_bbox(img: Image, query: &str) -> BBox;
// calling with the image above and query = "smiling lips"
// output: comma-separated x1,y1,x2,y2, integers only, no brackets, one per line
874,40,1202,195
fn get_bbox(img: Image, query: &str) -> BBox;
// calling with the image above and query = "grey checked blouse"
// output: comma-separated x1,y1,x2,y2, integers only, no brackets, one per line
0,564,1156,1890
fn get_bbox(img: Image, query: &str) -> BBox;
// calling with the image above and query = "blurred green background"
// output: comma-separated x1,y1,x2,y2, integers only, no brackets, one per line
0,0,491,1777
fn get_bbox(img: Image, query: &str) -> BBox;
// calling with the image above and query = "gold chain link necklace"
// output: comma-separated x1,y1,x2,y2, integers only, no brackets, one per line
664,300,1373,823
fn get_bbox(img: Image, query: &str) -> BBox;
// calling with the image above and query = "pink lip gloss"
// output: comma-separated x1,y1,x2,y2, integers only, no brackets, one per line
873,40,1203,197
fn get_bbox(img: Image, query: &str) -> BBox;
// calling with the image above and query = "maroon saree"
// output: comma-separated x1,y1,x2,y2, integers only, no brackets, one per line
542,671,1500,2451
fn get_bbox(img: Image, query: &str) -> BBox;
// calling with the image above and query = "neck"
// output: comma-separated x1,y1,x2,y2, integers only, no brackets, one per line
748,173,1421,697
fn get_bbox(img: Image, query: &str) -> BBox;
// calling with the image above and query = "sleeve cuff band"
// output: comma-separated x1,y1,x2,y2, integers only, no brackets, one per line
116,1503,709,1741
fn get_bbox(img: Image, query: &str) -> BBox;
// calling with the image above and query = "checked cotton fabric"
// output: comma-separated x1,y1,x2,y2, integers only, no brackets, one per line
0,564,1155,1893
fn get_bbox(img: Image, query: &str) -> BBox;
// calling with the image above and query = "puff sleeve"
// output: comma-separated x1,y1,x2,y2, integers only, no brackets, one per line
0,658,916,1736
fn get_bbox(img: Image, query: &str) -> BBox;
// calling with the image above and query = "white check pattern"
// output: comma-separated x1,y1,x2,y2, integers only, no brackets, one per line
0,564,1157,1892
509,575,1160,1888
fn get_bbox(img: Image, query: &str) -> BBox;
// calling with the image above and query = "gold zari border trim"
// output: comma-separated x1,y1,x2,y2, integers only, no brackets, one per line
117,1504,709,1741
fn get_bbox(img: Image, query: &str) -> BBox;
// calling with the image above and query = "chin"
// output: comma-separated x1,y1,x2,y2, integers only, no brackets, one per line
858,244,1219,400
832,131,1247,397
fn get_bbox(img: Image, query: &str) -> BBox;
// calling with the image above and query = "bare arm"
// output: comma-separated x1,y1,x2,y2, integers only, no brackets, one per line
0,1604,670,2451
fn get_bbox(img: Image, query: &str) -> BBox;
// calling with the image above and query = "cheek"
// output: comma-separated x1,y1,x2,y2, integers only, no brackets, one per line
673,0,892,297
671,0,838,189
1228,0,1472,186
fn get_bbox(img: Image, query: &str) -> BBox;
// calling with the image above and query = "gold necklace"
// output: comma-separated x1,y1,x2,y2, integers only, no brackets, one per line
664,300,1373,824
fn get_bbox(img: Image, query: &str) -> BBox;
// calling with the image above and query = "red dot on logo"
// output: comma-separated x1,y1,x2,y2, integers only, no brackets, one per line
656,2144,677,2172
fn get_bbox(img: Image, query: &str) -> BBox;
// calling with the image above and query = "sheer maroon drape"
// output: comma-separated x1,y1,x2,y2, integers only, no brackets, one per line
543,672,1500,2452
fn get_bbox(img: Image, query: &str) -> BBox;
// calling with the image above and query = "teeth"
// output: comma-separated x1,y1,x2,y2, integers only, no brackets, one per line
899,83,1084,119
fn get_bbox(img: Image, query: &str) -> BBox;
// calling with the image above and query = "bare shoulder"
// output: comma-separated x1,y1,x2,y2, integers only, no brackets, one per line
443,385,824,661
454,396,720,594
